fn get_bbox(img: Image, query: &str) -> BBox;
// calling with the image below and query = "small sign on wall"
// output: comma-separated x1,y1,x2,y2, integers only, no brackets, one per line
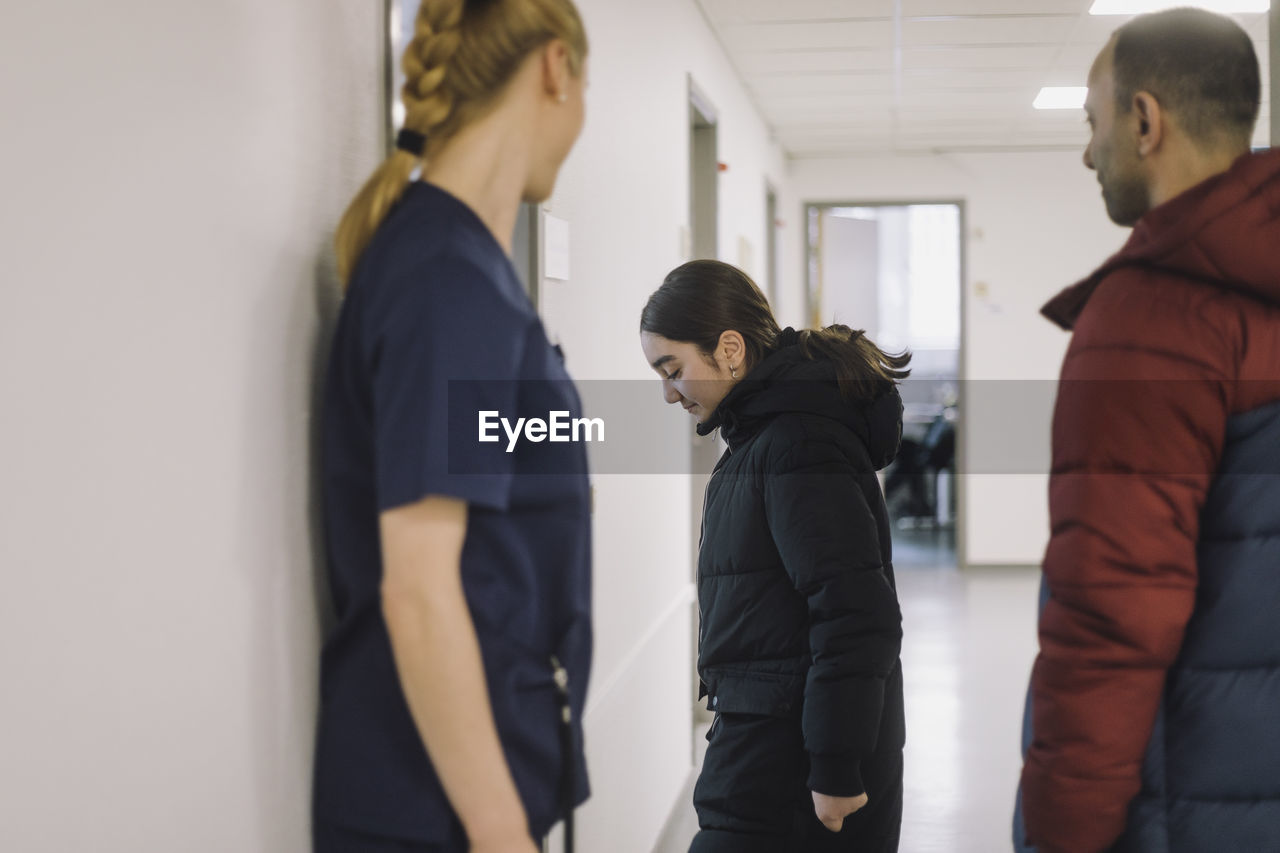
543,213,571,282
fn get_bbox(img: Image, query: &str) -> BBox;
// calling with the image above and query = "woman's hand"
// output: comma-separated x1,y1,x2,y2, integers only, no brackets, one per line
812,790,870,833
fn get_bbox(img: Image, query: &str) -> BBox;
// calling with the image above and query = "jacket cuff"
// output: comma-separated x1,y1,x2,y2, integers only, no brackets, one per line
807,753,865,797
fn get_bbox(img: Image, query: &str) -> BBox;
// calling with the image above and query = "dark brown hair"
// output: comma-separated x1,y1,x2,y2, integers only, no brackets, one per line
1113,7,1260,149
640,260,910,401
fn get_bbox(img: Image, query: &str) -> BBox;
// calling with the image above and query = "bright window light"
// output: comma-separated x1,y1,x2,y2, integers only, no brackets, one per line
1090,0,1267,14
1034,87,1088,110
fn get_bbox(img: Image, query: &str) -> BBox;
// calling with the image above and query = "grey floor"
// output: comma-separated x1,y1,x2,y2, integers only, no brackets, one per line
652,528,1041,853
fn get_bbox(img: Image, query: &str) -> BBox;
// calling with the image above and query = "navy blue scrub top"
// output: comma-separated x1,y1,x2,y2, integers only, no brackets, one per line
314,182,592,843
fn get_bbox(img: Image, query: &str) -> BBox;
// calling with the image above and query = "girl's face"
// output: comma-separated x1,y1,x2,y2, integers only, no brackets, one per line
640,332,739,424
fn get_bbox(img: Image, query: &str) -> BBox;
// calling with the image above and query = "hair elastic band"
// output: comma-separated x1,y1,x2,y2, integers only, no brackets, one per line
396,128,426,157
776,327,800,348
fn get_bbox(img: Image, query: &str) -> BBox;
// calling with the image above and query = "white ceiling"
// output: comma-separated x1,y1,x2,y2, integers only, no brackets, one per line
695,0,1272,158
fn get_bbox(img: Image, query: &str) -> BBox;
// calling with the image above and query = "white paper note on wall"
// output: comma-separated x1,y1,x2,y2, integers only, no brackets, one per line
543,213,570,281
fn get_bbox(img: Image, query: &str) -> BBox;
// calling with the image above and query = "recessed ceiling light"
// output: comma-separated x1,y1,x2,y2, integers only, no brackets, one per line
1090,0,1267,13
1034,87,1088,110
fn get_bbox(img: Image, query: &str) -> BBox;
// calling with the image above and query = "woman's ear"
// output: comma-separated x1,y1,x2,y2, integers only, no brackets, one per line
718,330,746,371
541,39,572,102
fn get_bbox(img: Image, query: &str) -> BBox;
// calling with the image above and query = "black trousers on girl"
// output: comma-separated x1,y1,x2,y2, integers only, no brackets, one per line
314,822,465,853
690,713,903,853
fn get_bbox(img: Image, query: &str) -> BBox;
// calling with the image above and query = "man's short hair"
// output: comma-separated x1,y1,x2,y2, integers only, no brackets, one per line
1113,7,1261,148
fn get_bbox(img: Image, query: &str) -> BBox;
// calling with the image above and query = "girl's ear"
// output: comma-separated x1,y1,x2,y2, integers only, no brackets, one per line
718,330,746,369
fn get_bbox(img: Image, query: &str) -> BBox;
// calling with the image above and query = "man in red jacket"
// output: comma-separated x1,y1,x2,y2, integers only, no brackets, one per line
1015,8,1280,853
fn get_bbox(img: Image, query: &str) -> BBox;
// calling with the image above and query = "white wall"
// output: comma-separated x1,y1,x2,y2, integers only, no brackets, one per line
0,1,794,852
537,2,794,850
0,1,381,850
790,152,1129,566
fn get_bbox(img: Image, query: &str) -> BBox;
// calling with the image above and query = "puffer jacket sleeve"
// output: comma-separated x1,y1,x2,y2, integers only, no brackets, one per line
1021,273,1235,853
763,435,903,797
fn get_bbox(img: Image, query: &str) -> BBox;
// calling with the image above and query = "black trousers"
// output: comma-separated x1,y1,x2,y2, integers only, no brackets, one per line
690,713,903,853
313,822,463,853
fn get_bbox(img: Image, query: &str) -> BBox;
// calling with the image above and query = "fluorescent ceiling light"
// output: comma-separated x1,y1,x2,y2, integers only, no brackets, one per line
1034,87,1087,110
1090,0,1267,13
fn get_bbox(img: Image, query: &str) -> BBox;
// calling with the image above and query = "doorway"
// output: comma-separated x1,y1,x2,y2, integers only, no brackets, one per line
765,184,780,309
687,79,720,742
805,202,965,569
511,202,542,307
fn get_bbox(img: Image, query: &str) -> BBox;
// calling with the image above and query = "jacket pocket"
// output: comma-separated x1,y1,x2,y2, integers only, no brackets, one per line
702,668,805,719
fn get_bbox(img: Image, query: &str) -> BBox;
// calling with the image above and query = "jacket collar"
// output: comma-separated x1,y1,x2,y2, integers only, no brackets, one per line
1042,148,1280,330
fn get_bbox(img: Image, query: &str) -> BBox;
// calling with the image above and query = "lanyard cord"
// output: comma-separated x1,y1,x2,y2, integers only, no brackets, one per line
551,656,575,853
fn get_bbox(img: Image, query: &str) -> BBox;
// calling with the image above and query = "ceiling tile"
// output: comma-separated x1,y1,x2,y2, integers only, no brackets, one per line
745,51,895,74
901,15,1078,47
748,73,898,95
901,44,1058,68
699,0,1277,157
699,0,897,24
720,20,896,51
903,0,1089,13
903,68,1050,87
898,89,1044,109
1066,14,1128,46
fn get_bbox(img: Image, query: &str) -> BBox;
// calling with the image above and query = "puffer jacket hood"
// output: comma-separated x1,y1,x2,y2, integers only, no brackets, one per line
697,329,904,471
1043,148,1280,329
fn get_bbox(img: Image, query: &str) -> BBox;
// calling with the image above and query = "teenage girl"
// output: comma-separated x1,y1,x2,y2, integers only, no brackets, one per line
641,260,908,853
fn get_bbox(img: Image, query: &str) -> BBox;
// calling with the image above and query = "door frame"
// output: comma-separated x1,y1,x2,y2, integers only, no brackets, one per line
686,75,721,743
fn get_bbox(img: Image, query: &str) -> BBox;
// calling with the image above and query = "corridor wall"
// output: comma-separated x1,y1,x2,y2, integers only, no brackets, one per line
1,1,384,850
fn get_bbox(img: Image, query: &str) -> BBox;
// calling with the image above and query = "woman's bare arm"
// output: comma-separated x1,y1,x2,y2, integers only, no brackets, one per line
379,496,537,852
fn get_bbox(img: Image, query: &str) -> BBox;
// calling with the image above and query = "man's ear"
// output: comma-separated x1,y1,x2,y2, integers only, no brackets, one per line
1133,91,1164,157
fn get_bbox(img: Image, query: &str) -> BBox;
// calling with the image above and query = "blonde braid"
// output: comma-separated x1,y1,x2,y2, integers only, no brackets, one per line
333,0,465,285
400,0,465,137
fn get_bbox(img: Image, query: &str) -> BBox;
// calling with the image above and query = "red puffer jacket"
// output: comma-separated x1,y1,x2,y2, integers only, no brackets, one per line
1019,149,1280,853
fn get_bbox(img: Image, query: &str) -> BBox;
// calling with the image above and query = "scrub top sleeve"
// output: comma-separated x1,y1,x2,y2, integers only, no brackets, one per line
370,260,528,513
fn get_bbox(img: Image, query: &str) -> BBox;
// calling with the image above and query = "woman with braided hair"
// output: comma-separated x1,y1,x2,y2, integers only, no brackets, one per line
314,2,591,852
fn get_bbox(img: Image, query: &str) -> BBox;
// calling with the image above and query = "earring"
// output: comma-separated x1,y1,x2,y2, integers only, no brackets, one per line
731,365,738,380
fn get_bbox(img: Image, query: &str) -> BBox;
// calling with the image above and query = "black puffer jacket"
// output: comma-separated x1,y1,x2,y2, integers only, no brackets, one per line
695,333,906,797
